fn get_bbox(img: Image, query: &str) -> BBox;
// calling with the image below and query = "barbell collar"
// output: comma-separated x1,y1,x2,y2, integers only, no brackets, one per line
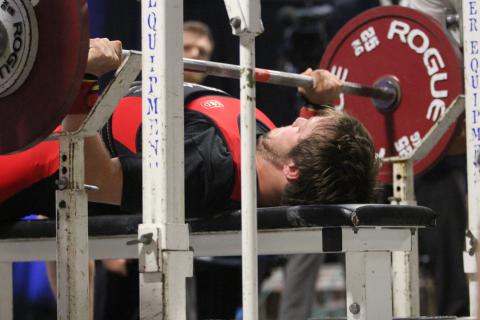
343,80,397,101
371,76,401,112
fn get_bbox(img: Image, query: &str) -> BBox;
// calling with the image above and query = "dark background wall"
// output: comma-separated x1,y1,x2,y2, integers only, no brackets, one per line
88,0,379,126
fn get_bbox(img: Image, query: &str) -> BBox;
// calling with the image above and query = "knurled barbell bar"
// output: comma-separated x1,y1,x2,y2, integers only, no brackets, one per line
124,49,401,113
183,57,400,105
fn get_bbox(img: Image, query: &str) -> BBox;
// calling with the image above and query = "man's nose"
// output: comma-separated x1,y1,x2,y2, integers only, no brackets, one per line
292,117,307,128
186,47,200,58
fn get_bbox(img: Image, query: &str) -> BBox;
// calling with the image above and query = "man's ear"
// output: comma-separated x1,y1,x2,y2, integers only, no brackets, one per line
283,160,299,182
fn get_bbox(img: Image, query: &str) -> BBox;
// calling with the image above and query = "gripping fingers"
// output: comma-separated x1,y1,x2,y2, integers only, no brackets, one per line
86,38,123,77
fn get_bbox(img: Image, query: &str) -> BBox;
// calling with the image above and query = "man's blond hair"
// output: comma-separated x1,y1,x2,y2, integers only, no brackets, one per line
184,20,214,48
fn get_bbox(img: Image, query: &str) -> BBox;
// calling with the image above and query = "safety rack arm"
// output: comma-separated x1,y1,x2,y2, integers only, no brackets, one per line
50,52,141,320
49,53,142,141
383,95,466,207
383,95,466,165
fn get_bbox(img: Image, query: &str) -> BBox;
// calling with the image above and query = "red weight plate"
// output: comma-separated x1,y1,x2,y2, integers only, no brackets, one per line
0,0,89,154
319,6,463,184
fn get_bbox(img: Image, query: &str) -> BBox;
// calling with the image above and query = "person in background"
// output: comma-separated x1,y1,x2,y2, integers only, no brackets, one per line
183,20,214,84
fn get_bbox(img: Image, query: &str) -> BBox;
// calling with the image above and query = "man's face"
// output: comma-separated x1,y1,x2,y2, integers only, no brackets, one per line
183,30,213,83
258,116,327,164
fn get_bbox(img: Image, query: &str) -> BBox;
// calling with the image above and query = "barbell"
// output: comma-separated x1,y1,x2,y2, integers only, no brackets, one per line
0,4,464,185
183,56,399,103
123,50,401,112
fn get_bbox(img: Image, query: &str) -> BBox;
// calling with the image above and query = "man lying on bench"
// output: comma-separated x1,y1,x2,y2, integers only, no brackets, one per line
0,38,378,221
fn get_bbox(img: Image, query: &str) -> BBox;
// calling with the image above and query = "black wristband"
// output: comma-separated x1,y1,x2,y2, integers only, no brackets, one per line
302,99,333,111
84,73,99,81
298,93,333,110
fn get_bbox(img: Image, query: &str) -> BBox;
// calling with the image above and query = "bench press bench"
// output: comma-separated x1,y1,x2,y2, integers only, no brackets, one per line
0,204,435,320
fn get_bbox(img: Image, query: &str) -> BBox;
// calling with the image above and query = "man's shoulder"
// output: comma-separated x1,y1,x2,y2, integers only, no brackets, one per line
183,82,227,94
184,82,231,105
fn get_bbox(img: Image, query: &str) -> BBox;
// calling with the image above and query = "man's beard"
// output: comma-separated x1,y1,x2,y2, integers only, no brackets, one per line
257,133,288,167
184,71,206,84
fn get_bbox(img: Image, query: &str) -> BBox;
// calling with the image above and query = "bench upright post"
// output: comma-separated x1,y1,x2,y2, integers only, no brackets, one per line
224,1,263,319
56,137,90,320
462,1,480,315
391,160,420,317
140,0,193,319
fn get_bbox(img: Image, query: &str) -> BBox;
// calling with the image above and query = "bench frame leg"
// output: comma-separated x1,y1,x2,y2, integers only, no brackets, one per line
139,251,193,319
391,161,420,317
346,251,393,320
56,137,90,320
392,236,420,317
0,262,13,320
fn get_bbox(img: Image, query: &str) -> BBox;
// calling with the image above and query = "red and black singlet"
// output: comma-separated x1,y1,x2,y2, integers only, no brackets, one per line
0,129,60,204
108,83,276,203
0,80,99,208
184,93,275,201
0,83,276,219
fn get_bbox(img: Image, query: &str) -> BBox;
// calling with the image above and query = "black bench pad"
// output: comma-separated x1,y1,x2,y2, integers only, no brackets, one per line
0,204,435,240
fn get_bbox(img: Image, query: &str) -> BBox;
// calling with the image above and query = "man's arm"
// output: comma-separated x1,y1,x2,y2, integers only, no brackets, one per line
62,38,124,206
297,68,342,106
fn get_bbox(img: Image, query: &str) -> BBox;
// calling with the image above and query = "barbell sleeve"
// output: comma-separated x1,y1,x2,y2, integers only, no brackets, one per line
342,81,397,101
121,50,397,102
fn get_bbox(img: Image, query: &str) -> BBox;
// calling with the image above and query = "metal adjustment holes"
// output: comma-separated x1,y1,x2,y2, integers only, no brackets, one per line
349,302,361,315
